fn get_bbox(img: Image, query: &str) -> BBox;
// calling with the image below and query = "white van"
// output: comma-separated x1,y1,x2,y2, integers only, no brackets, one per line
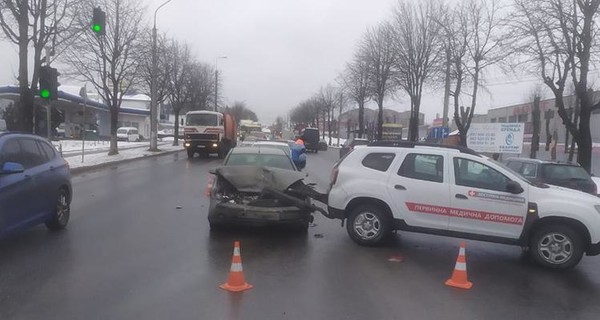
116,127,140,142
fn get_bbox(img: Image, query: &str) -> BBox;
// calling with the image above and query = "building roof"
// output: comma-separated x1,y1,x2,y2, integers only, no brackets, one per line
0,86,149,116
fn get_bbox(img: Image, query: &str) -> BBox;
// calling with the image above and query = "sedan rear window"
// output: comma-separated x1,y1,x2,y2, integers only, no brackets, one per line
225,154,295,170
362,153,395,172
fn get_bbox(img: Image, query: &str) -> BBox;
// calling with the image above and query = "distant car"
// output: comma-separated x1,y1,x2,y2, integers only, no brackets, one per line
339,138,369,158
116,127,140,142
505,158,597,195
0,133,72,237
0,119,6,132
300,127,320,153
207,146,314,231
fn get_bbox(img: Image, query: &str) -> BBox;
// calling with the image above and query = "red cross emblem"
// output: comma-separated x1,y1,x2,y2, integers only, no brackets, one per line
468,190,477,197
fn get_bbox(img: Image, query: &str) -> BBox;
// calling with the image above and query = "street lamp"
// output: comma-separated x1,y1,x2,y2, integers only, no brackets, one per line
214,56,228,112
150,0,174,151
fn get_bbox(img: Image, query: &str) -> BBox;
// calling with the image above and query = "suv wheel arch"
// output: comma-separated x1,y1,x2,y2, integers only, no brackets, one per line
345,197,394,222
527,217,591,251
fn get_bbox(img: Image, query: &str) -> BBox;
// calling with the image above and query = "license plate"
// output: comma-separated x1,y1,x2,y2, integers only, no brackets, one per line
197,145,205,148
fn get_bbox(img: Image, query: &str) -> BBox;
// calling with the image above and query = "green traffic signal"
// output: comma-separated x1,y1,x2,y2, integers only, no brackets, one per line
92,24,102,33
40,89,50,99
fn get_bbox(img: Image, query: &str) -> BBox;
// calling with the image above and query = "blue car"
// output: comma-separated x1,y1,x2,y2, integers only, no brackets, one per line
0,133,72,237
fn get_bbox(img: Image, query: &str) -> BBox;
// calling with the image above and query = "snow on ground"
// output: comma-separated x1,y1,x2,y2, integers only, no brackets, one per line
65,144,183,169
53,140,147,153
322,136,346,147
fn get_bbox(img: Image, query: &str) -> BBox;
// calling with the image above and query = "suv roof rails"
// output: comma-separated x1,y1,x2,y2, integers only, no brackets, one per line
367,140,481,157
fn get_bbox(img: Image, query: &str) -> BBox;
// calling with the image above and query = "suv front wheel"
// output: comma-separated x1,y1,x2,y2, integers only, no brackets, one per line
346,204,391,246
529,224,584,269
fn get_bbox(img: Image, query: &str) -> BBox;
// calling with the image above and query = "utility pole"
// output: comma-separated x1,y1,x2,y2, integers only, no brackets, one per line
150,0,174,151
214,56,227,112
80,84,87,162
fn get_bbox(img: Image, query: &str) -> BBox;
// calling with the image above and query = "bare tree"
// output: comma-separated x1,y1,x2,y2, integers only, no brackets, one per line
226,101,258,126
512,0,600,172
0,0,80,133
319,85,338,145
360,23,397,141
139,31,172,111
189,62,216,110
340,56,370,138
391,0,441,141
167,40,192,146
63,0,145,155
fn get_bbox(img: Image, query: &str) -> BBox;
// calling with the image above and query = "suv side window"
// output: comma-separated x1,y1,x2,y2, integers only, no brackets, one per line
361,153,395,172
398,153,444,183
506,161,521,172
454,157,511,192
521,163,537,178
19,138,47,169
0,138,22,165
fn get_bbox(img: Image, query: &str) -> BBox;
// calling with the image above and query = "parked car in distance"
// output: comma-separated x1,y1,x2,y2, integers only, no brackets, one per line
0,133,72,237
339,138,369,158
116,127,140,142
207,146,314,231
300,127,320,153
0,119,6,132
326,142,600,269
505,158,597,195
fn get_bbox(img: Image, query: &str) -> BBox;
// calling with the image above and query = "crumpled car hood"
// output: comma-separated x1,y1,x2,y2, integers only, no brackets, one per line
214,165,305,192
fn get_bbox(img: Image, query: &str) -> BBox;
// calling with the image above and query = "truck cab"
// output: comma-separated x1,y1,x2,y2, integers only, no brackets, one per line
184,111,236,159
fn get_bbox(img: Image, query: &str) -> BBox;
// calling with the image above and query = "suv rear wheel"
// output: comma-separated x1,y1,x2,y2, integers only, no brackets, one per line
529,224,584,269
346,204,391,246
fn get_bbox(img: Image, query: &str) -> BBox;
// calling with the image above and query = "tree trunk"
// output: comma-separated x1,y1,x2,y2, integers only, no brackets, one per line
577,107,593,173
108,105,119,155
358,102,364,138
173,107,180,146
18,4,32,133
530,97,541,159
442,48,451,128
327,107,332,145
377,99,383,140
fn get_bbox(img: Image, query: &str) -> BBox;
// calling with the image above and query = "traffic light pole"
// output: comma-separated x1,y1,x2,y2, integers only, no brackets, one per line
46,99,52,139
149,23,158,151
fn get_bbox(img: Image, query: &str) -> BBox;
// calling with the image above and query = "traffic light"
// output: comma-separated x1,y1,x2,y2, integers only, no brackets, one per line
39,66,59,100
92,7,106,35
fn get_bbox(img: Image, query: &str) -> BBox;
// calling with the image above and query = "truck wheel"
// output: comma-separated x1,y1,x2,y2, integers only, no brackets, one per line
529,224,584,269
346,204,391,246
187,149,194,159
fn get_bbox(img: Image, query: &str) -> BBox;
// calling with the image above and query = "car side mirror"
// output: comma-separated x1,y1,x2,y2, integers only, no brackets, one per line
1,162,25,174
506,181,524,194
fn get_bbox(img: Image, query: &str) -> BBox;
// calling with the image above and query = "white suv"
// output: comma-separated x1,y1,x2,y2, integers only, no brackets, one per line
326,142,600,269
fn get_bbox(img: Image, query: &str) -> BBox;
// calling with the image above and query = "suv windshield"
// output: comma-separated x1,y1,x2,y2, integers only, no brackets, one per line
186,114,218,126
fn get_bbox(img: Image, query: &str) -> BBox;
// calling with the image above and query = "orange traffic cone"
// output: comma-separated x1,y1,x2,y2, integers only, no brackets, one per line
220,241,253,292
445,242,472,289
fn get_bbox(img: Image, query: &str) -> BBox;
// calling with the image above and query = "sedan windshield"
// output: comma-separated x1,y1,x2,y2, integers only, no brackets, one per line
225,154,295,170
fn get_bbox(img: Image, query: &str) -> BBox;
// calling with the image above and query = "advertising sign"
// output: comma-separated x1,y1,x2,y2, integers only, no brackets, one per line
467,123,524,154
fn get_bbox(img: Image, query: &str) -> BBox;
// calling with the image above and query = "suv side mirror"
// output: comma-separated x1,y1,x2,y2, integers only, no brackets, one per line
1,162,25,174
506,181,524,194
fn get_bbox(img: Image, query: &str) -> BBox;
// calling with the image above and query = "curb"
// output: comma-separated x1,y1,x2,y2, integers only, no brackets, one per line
70,148,184,175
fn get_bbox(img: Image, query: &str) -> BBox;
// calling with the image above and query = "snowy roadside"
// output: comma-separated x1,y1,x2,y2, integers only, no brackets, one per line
66,144,184,173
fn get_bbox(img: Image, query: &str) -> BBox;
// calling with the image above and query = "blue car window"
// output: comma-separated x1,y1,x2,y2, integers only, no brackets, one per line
19,138,47,169
38,140,56,162
0,138,22,165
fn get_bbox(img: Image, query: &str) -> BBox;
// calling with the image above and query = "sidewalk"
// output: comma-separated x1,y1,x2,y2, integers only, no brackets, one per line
65,142,184,174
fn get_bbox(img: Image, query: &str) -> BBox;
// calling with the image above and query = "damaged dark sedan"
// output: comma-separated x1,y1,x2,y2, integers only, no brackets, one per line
206,147,326,231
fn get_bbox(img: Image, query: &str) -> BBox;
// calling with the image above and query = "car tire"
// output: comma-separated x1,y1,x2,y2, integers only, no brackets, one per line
346,204,391,246
209,222,226,232
528,224,584,269
46,188,70,231
187,149,194,159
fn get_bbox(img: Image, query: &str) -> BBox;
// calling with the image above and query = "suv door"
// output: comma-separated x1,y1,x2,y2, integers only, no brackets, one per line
17,138,52,224
0,138,32,233
449,156,528,239
387,151,450,229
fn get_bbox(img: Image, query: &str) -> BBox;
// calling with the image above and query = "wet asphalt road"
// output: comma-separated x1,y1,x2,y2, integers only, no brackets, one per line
2,148,600,320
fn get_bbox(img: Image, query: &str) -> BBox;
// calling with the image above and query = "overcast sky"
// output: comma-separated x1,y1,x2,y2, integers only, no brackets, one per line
0,0,566,125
